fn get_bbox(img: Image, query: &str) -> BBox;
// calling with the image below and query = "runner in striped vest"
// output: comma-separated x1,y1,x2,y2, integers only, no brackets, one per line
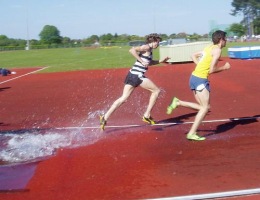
100,33,170,130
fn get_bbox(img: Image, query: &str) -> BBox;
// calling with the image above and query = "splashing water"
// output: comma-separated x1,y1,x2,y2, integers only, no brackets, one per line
0,128,103,164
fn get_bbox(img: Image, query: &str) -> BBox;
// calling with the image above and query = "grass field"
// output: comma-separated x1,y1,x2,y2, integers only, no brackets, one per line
0,42,259,73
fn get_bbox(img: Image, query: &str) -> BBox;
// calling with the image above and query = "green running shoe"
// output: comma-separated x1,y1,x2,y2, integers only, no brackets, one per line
166,97,179,114
186,133,206,141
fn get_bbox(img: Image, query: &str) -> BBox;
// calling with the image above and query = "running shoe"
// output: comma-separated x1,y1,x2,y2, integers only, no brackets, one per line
186,133,206,141
166,97,179,114
142,116,156,125
99,115,107,131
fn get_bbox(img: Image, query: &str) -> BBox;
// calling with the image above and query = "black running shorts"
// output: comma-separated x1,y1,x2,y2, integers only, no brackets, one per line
124,72,144,87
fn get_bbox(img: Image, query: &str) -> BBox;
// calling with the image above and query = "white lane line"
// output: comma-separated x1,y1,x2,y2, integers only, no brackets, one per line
55,116,259,130
146,188,260,200
0,67,48,85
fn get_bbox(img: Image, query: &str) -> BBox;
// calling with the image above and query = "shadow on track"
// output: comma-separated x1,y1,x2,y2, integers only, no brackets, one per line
203,114,260,137
153,112,197,131
0,87,11,92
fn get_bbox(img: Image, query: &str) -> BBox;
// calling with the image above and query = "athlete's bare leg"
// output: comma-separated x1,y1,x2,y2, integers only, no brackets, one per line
187,89,210,135
140,78,160,118
104,84,135,120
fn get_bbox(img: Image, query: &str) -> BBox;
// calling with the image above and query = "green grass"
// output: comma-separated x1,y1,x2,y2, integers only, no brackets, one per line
0,46,136,73
0,42,259,73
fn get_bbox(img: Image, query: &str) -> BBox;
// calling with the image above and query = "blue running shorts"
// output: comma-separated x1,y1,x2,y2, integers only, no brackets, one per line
189,74,210,92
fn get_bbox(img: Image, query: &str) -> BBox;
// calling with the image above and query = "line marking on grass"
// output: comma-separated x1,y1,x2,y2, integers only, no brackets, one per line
55,116,259,130
146,188,260,200
0,67,48,85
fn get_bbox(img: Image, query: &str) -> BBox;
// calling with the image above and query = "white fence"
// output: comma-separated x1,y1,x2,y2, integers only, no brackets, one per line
159,41,212,63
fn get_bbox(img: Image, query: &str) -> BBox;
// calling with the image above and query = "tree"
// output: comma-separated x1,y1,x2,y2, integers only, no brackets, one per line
253,17,260,34
158,34,168,41
202,33,209,38
0,35,8,40
62,37,71,44
231,0,259,16
188,33,202,41
229,23,246,36
30,39,41,46
39,25,62,44
115,34,130,43
82,35,99,45
230,0,260,35
176,32,187,38
169,33,177,38
0,35,9,46
0,35,26,47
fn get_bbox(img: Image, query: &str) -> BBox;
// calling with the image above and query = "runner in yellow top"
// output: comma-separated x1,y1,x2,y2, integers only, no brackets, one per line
167,30,231,141
192,44,219,79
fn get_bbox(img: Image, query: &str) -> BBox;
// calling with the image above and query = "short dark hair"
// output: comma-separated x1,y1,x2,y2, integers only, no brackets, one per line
212,30,227,44
146,33,162,43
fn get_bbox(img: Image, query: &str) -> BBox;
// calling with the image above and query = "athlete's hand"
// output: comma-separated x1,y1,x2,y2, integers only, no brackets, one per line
224,62,231,70
160,57,171,63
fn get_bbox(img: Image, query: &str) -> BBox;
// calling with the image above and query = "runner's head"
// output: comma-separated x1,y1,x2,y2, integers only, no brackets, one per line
212,30,227,47
146,33,161,49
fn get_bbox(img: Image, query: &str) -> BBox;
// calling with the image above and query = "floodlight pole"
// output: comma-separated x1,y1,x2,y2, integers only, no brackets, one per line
153,6,156,33
26,2,30,50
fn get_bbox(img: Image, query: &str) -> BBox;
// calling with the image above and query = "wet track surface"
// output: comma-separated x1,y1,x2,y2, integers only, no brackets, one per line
0,58,259,199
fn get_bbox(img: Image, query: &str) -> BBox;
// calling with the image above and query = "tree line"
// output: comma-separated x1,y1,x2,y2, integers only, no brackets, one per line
0,23,253,50
0,28,210,49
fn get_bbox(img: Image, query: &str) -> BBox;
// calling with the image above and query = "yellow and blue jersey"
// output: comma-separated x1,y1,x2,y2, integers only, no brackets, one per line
192,44,218,79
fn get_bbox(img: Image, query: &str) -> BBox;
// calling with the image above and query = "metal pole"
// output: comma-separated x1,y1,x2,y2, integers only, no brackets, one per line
26,1,30,50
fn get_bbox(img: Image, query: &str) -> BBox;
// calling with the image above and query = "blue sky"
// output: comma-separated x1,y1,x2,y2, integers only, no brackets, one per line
1,0,243,40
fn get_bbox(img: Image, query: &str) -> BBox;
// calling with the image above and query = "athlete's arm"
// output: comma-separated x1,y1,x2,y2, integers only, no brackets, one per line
149,57,170,66
129,45,150,67
191,51,203,65
209,48,231,74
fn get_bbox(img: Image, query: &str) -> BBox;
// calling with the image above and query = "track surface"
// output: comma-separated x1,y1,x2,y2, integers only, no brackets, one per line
0,58,259,200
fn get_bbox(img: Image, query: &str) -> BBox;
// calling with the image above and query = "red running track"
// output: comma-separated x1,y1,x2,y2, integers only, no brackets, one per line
0,58,259,200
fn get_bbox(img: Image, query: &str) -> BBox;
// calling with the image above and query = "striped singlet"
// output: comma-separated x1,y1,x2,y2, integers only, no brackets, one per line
129,48,153,78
